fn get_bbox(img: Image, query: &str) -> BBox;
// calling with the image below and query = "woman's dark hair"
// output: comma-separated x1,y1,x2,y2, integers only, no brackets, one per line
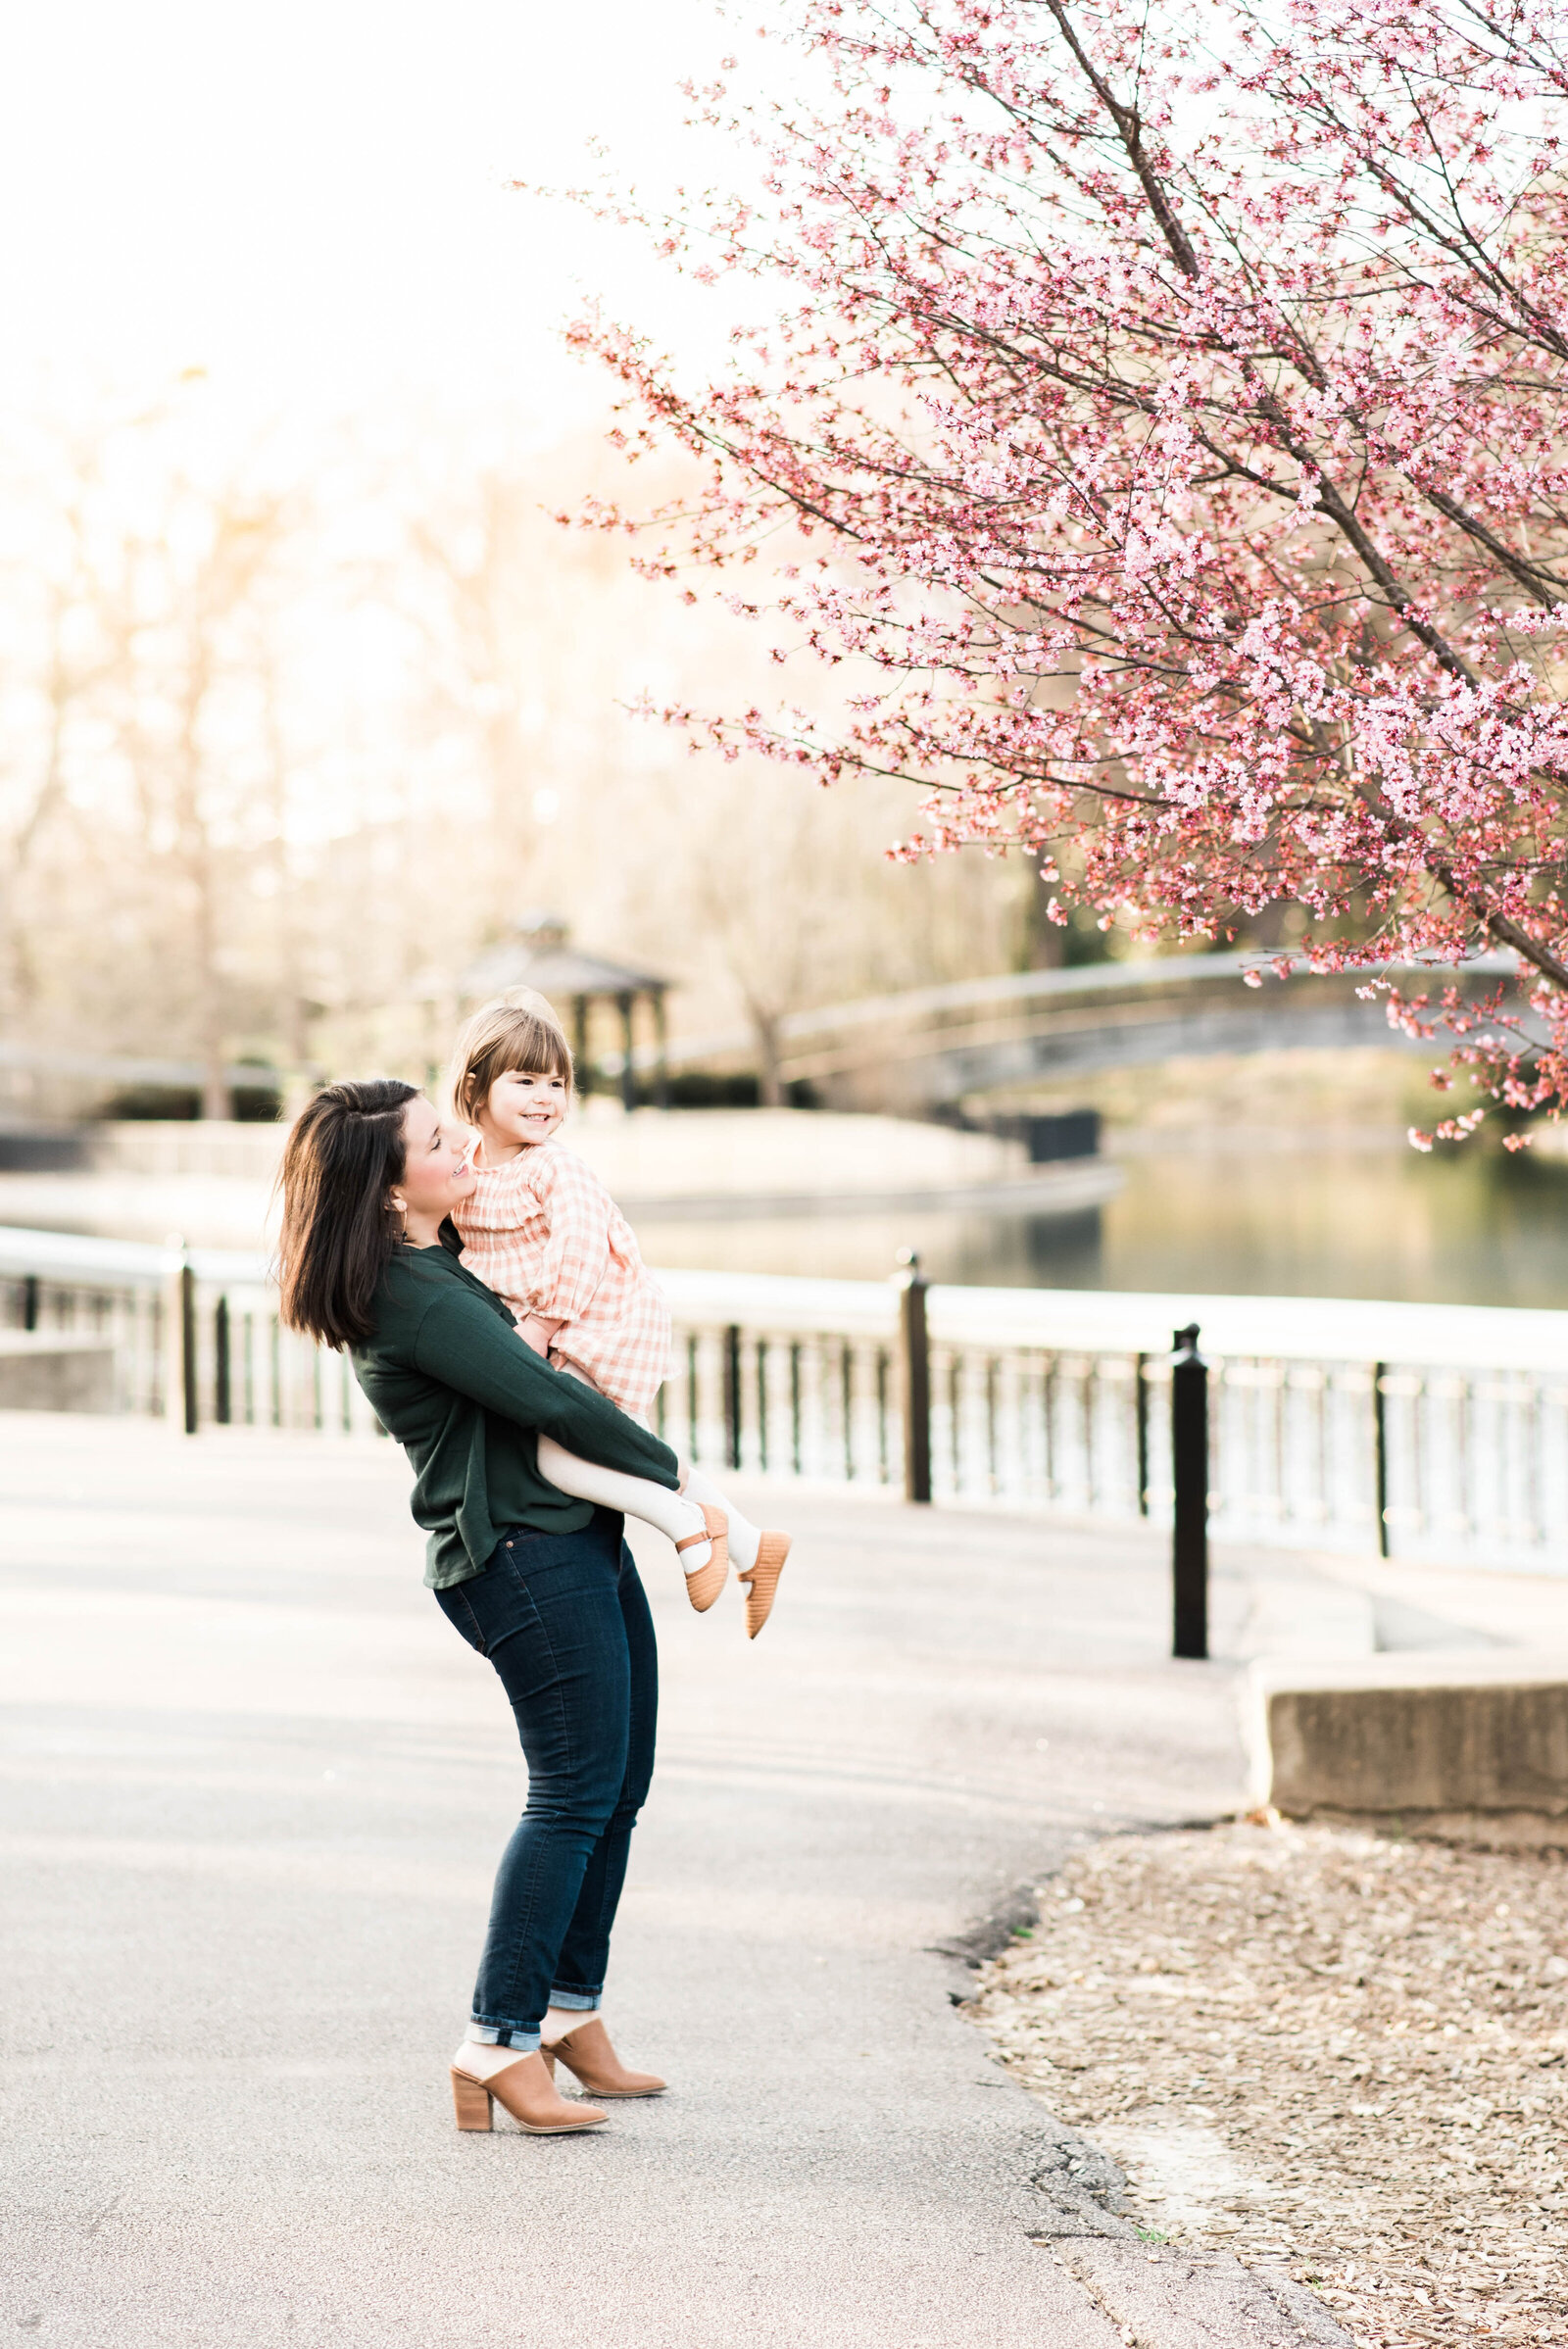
277,1079,419,1348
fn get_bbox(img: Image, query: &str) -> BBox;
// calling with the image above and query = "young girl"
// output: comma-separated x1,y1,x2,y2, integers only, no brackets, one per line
447,993,790,1638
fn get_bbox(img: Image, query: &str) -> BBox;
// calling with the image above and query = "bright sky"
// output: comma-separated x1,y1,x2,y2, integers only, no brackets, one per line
0,0,739,437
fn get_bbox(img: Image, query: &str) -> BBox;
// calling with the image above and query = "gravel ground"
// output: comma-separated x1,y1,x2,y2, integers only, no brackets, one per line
966,1821,1568,2348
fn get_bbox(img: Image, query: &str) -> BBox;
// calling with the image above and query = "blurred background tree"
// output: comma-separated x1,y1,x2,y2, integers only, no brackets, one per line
0,402,1046,1115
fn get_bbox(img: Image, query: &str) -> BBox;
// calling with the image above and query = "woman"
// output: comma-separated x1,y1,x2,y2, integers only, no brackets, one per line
278,1077,680,2137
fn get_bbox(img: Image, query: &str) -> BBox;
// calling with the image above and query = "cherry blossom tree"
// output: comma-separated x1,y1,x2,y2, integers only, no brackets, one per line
569,0,1568,1136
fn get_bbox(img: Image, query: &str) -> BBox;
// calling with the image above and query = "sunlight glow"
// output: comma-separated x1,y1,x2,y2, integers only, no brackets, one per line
0,0,735,429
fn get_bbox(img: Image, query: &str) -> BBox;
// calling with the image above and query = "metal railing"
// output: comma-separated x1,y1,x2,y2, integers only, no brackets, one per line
3,1224,1568,1574
0,1231,381,1438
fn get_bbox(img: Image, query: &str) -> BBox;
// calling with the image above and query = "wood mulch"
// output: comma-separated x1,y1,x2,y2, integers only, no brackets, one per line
966,1820,1568,2347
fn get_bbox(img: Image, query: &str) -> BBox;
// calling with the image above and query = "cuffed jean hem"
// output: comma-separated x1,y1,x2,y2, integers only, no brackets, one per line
547,1988,601,2012
467,2020,543,2055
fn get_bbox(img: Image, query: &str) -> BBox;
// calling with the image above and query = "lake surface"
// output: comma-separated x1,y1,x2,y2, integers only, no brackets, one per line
5,1132,1566,1308
635,1139,1568,1307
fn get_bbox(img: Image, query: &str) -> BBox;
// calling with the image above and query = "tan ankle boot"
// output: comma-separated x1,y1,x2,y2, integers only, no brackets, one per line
541,2017,666,2098
739,1531,791,1638
451,2050,609,2133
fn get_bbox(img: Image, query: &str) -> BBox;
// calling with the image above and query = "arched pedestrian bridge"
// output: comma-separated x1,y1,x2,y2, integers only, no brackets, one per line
651,949,1517,1117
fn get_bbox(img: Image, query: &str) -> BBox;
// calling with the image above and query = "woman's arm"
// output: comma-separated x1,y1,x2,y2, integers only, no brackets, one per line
412,1285,679,1489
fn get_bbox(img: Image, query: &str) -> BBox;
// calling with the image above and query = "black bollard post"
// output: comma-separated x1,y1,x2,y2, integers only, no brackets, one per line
214,1295,231,1427
895,1249,932,1504
722,1324,743,1471
1171,1323,1208,1659
179,1257,200,1437
1371,1359,1391,1560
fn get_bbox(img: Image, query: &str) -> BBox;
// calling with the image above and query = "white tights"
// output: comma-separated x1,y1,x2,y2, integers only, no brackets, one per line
681,1464,761,1574
534,1436,763,1576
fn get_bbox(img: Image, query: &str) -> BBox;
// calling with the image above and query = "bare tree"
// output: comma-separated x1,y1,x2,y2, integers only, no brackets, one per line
681,763,1024,1101
0,410,1037,1120
106,482,292,1115
0,426,119,1033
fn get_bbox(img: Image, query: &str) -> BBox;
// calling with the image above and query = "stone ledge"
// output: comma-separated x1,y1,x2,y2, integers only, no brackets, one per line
1245,1648,1568,1826
0,1332,117,1412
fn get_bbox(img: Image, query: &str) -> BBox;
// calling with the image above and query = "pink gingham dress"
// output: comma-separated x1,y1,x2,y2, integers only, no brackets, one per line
453,1141,672,1419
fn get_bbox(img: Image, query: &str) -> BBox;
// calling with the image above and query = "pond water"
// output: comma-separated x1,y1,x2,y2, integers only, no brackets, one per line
633,1140,1568,1308
5,1130,1566,1310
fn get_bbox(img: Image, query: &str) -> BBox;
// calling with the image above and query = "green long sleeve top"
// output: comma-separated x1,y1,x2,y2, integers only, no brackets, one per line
351,1225,680,1589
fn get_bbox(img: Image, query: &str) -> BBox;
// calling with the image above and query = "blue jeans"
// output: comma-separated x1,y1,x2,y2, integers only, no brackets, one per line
435,1507,657,2054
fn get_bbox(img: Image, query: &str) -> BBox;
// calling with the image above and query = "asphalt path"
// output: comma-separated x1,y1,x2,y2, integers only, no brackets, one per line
1,1410,1259,2348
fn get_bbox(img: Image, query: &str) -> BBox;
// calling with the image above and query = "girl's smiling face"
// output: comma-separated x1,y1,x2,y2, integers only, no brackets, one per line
477,1066,569,1160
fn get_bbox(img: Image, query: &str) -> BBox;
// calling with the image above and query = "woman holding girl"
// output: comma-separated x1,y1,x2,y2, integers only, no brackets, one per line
275,1019,788,2140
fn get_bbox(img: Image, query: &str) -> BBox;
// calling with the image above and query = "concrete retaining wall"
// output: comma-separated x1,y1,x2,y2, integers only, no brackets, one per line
0,1333,117,1413
1249,1650,1568,1832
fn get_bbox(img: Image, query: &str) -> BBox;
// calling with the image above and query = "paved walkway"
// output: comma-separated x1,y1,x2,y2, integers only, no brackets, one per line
2,1412,1344,2347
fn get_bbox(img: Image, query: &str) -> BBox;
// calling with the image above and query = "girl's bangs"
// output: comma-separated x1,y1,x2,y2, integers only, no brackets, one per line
501,1014,572,1081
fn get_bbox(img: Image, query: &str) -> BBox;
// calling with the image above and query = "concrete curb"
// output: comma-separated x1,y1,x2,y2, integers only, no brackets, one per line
1016,2102,1354,2343
1055,2242,1354,2349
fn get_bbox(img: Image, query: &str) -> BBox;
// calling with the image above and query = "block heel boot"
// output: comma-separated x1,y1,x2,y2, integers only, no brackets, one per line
450,2051,609,2134
541,2018,666,2099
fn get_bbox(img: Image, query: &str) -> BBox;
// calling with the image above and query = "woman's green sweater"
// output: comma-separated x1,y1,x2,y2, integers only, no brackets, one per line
351,1226,679,1588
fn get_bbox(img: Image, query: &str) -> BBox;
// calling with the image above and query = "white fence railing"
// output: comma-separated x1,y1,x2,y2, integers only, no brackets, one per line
4,1224,1568,1574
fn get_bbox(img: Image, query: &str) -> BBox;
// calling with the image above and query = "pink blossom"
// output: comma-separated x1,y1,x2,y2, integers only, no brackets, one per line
568,0,1568,1121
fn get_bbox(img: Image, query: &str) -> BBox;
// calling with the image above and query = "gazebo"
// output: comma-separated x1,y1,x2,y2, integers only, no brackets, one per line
459,913,671,1112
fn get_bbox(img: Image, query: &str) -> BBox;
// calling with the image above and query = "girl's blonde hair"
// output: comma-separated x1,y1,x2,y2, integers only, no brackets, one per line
447,991,575,1127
